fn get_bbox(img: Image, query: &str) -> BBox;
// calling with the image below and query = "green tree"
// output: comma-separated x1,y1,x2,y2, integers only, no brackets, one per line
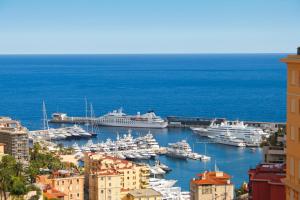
0,155,27,200
10,176,28,198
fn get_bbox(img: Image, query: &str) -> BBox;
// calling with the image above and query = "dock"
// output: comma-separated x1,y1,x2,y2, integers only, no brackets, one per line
49,112,285,131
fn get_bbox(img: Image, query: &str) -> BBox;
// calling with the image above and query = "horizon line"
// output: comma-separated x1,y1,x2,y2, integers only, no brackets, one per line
0,52,293,56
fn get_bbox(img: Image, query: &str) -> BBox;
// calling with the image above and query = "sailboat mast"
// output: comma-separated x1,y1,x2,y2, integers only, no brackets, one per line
85,97,88,120
42,100,49,130
90,103,94,133
84,97,89,130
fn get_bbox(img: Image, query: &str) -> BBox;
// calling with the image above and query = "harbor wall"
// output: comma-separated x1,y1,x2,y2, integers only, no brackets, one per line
49,114,286,131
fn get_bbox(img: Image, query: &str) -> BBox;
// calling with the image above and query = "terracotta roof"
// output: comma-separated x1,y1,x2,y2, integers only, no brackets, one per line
44,188,65,199
191,171,232,185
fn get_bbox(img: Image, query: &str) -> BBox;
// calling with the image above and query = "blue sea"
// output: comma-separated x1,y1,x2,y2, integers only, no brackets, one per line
0,54,287,190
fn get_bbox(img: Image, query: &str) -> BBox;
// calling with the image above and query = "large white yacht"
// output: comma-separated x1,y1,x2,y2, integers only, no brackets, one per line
97,108,168,128
191,120,268,146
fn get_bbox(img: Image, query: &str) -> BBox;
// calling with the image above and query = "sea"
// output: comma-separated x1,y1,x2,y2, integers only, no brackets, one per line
0,54,287,190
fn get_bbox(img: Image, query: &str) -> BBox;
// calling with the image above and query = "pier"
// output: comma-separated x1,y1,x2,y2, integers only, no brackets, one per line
49,112,285,131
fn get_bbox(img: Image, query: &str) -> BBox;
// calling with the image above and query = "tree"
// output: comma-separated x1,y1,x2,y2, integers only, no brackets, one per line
10,176,28,198
0,155,27,200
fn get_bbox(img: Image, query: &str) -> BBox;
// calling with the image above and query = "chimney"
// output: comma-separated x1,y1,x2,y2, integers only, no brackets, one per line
298,47,300,55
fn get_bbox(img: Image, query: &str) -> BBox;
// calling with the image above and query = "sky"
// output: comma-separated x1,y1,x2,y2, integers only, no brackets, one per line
0,0,299,54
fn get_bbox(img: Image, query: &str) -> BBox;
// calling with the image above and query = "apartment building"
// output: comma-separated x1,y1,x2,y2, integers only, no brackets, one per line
84,152,150,200
281,48,300,200
263,135,286,164
37,170,84,200
0,117,29,163
190,171,234,200
0,143,5,160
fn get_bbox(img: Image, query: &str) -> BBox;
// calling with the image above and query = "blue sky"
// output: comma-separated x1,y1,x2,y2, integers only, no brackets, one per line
0,0,299,54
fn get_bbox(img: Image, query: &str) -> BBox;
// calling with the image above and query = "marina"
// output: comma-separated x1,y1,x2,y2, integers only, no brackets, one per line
0,54,287,194
49,125,263,191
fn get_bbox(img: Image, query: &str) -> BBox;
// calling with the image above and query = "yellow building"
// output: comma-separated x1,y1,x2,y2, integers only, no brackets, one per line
125,188,162,200
84,153,150,200
282,48,300,200
190,171,234,200
37,170,84,200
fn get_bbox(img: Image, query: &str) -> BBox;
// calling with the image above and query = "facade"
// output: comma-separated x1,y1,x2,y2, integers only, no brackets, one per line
37,170,84,200
190,171,234,200
248,164,285,200
282,49,300,200
125,188,162,200
0,143,5,161
263,135,286,164
0,117,29,163
84,153,150,200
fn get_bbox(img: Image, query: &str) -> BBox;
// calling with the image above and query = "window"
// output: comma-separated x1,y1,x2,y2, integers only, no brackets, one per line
290,189,294,200
77,193,79,197
101,190,104,194
290,157,295,176
291,99,296,113
291,126,295,140
291,70,296,85
108,177,111,180
109,183,111,187
202,186,212,194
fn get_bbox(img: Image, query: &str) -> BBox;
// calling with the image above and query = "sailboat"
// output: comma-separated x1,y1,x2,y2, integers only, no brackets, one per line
89,102,97,137
201,143,211,161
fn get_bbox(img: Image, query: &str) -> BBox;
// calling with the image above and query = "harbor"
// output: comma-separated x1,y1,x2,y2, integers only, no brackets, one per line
46,125,264,191
0,53,289,200
23,101,282,192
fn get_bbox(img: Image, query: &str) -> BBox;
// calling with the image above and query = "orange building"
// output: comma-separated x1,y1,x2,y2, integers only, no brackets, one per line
190,170,234,200
84,152,150,200
281,48,300,200
37,170,84,200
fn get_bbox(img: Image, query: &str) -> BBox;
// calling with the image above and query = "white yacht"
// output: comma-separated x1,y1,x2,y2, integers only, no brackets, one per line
192,120,268,146
166,140,193,159
149,178,177,188
214,131,246,147
97,108,168,128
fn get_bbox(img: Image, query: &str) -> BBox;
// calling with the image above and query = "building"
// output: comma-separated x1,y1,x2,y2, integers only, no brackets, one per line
281,48,300,200
248,164,286,200
0,143,6,161
0,117,29,163
190,170,234,200
84,153,150,200
125,188,162,200
263,135,286,164
36,170,84,200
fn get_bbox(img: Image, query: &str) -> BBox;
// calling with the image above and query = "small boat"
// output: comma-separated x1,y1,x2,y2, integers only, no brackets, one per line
155,160,171,172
